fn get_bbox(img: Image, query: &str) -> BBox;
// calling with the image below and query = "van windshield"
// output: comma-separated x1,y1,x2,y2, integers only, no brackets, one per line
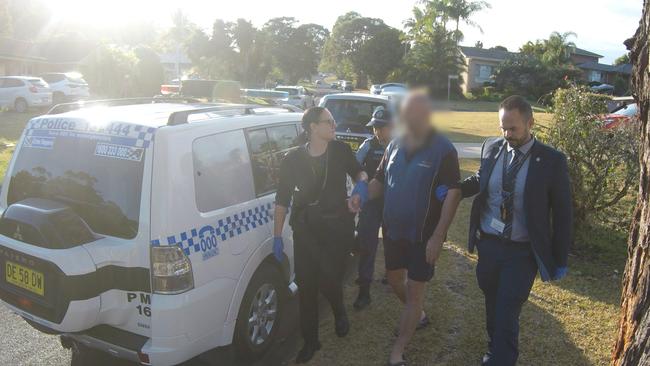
324,99,387,134
7,135,146,239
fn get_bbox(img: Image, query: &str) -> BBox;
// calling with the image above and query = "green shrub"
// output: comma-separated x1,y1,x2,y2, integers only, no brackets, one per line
540,86,639,235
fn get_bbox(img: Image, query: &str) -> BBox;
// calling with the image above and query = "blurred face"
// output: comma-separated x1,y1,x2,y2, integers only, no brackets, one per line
400,94,433,138
309,109,337,142
499,108,534,147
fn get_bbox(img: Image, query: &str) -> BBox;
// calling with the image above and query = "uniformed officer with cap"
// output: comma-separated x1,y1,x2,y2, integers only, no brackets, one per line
353,107,394,310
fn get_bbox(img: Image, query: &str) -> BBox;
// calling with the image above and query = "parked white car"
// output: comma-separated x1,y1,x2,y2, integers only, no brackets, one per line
319,93,394,151
274,86,313,109
0,100,301,365
40,72,90,104
0,76,52,112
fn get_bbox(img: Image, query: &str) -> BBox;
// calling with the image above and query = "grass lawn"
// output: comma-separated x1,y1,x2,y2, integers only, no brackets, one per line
434,111,554,143
304,159,624,366
0,110,42,183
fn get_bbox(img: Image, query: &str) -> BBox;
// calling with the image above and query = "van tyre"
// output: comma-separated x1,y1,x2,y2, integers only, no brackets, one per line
233,263,286,362
14,98,27,113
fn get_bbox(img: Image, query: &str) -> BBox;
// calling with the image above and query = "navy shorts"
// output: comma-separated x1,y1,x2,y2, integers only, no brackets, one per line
383,236,434,282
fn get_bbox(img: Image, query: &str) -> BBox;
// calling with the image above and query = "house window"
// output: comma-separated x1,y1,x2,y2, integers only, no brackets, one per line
475,64,493,82
589,70,603,82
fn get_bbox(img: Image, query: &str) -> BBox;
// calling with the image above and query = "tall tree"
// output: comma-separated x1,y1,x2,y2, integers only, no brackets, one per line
356,28,404,84
614,53,631,66
7,0,50,40
402,2,466,96
0,0,11,37
263,18,329,83
321,12,390,87
611,1,650,364
446,0,491,43
542,31,577,66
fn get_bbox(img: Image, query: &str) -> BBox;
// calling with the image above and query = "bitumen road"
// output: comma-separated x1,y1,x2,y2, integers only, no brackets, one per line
453,143,482,158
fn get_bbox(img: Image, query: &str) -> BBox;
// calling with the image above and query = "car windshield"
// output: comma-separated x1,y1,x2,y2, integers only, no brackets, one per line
65,73,87,84
7,134,146,239
27,79,47,87
325,99,387,133
275,88,298,95
612,104,638,117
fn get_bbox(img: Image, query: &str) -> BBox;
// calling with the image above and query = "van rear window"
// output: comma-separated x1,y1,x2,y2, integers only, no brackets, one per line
324,99,387,134
7,135,145,239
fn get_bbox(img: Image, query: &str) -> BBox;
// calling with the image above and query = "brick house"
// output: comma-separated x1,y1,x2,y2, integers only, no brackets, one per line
458,45,632,94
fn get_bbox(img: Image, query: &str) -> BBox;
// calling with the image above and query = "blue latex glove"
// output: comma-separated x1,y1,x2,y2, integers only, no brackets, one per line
351,180,369,207
553,267,568,281
435,185,449,201
273,237,284,262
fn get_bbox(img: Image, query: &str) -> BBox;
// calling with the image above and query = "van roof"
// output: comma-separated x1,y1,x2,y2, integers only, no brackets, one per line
30,102,302,131
322,93,389,102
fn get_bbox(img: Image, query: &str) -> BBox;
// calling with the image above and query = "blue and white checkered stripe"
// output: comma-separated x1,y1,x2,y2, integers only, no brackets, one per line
151,203,274,256
128,125,155,148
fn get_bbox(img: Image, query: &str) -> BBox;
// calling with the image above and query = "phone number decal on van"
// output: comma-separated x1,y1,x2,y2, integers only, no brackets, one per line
95,142,144,162
23,136,55,150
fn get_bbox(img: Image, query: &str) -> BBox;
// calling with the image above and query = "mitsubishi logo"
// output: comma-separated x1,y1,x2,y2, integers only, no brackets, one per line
13,225,23,241
346,128,351,133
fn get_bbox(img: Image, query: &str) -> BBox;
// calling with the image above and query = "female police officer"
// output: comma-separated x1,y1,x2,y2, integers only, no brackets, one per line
272,106,369,364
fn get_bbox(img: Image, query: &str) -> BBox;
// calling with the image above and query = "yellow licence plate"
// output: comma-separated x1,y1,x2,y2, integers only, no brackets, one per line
5,261,44,296
345,141,360,151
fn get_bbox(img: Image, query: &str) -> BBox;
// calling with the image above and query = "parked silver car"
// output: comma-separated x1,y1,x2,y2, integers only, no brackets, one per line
0,76,52,112
40,72,90,103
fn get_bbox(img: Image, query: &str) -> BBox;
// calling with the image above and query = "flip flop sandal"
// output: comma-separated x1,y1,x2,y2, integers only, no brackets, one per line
416,315,430,330
387,355,408,366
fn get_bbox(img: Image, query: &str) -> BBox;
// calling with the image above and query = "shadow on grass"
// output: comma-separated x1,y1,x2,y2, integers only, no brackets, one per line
553,223,627,307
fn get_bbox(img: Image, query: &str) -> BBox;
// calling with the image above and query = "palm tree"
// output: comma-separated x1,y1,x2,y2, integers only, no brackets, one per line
447,0,491,43
542,31,577,66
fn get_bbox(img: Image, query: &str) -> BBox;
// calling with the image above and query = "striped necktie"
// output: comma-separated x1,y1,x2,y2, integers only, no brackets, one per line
501,149,523,239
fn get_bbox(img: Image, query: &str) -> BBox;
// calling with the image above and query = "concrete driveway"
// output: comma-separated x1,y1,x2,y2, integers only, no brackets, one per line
453,143,481,158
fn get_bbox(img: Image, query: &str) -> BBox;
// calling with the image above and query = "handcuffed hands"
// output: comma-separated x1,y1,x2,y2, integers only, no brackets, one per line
348,181,369,213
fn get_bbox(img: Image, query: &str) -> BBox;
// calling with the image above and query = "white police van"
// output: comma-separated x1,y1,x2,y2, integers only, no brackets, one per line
0,99,302,365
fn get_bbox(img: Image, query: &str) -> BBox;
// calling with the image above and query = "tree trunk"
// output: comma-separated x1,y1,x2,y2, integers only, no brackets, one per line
612,1,650,365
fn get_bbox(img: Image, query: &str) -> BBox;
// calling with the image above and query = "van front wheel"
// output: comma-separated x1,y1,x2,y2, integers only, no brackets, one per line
233,263,286,362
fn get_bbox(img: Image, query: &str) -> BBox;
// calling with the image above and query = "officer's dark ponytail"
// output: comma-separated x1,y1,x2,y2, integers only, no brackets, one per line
301,106,327,140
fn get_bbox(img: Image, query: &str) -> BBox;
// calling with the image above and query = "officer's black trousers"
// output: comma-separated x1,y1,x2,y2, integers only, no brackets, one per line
293,216,354,345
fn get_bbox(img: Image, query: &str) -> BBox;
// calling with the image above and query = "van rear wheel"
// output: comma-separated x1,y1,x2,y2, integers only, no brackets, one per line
233,263,286,362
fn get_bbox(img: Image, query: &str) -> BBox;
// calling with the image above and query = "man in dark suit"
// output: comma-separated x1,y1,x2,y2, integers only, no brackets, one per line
461,95,572,366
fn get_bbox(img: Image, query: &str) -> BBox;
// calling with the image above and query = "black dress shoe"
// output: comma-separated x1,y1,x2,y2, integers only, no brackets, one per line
295,341,321,364
335,312,350,337
353,285,371,310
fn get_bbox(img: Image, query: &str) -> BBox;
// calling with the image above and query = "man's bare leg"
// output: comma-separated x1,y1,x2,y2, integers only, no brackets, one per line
389,279,426,364
386,269,407,303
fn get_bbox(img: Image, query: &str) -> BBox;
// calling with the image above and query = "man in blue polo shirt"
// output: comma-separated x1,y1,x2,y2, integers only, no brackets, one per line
367,92,462,366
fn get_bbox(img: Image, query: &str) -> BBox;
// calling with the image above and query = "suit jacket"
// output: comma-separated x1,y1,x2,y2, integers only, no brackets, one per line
461,137,573,281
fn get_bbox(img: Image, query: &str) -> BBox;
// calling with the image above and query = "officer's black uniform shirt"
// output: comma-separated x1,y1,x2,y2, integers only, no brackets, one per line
275,141,362,224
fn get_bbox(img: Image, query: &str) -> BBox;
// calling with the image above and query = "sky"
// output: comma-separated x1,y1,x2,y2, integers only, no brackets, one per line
50,0,642,64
